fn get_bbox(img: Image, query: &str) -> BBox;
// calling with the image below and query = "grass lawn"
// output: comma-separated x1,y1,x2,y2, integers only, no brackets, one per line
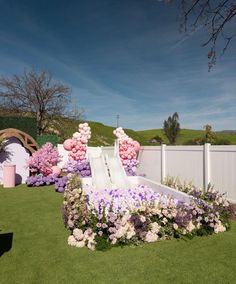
0,185,236,284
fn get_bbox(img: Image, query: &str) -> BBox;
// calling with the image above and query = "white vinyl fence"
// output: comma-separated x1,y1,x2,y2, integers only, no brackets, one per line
137,144,236,202
57,144,236,201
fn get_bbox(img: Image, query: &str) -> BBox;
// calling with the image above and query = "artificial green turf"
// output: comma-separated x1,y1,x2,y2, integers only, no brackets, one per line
0,185,236,284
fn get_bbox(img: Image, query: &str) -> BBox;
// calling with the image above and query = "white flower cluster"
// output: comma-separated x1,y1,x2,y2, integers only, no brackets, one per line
68,228,96,250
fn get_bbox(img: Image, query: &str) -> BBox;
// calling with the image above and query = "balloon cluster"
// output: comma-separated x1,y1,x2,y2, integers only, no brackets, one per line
63,123,91,161
113,127,140,176
113,127,140,160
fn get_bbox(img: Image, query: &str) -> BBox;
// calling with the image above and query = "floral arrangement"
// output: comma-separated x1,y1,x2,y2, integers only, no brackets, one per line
26,174,57,187
63,174,232,251
63,123,91,161
122,159,139,176
27,143,60,176
163,176,234,226
55,176,69,193
62,159,91,177
113,127,140,176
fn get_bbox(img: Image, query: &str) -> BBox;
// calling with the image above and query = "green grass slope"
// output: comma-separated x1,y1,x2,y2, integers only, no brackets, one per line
137,128,236,145
56,118,147,146
1,185,236,284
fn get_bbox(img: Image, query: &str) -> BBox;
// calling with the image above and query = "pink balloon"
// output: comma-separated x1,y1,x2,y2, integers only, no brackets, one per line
51,166,61,177
133,141,140,152
63,139,73,151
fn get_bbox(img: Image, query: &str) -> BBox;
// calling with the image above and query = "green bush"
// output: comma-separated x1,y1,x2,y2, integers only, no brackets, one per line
37,135,58,147
0,116,37,139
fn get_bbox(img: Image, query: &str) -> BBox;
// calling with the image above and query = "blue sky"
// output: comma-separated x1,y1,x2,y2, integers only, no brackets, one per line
0,0,235,130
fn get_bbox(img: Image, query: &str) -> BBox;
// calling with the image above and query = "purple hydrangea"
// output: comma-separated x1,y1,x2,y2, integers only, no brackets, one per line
26,174,57,187
55,176,69,193
63,159,91,177
122,159,139,176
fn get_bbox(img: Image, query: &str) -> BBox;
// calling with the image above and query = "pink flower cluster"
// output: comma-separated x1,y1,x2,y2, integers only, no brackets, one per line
27,143,60,175
63,123,91,161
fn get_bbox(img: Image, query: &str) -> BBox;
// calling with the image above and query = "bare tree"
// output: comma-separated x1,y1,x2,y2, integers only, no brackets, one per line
165,0,236,69
0,69,71,135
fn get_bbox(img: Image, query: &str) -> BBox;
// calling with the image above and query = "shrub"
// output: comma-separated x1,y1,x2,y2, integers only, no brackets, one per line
37,135,58,147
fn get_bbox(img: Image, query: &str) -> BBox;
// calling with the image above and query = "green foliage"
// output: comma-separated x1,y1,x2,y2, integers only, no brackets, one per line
95,235,112,251
0,116,37,139
163,112,181,145
215,138,231,145
37,134,58,147
149,135,163,144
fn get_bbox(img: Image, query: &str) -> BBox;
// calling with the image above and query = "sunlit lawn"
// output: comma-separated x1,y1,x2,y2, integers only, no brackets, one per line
1,185,236,284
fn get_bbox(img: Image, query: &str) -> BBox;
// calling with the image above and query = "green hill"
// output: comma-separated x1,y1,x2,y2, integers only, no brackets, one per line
54,118,147,146
137,128,236,145
1,109,235,145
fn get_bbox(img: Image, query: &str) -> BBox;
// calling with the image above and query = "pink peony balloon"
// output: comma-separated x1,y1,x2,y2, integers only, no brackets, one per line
63,139,73,151
51,166,61,177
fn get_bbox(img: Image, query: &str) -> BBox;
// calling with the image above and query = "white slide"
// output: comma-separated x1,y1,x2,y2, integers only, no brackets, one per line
89,151,112,190
105,154,131,189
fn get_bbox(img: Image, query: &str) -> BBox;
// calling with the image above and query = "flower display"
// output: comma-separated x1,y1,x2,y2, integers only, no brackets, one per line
63,174,232,251
55,176,68,193
63,123,91,161
62,159,91,177
26,174,57,186
122,159,139,176
27,143,60,175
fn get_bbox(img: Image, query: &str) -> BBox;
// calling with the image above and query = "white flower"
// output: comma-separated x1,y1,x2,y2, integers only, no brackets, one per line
145,231,158,243
76,240,85,248
214,221,226,234
161,218,168,225
186,221,195,232
151,222,161,234
87,242,96,250
173,223,178,230
140,215,146,223
73,228,84,241
68,235,77,246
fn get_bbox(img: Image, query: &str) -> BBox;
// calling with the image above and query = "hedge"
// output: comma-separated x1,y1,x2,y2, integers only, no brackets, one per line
36,135,58,147
0,116,37,139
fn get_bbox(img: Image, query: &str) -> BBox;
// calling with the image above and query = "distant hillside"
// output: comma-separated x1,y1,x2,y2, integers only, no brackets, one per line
137,128,236,145
54,118,147,146
1,108,235,145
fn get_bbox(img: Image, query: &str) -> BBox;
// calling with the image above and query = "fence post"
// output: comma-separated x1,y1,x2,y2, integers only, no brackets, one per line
161,144,166,183
204,143,211,191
